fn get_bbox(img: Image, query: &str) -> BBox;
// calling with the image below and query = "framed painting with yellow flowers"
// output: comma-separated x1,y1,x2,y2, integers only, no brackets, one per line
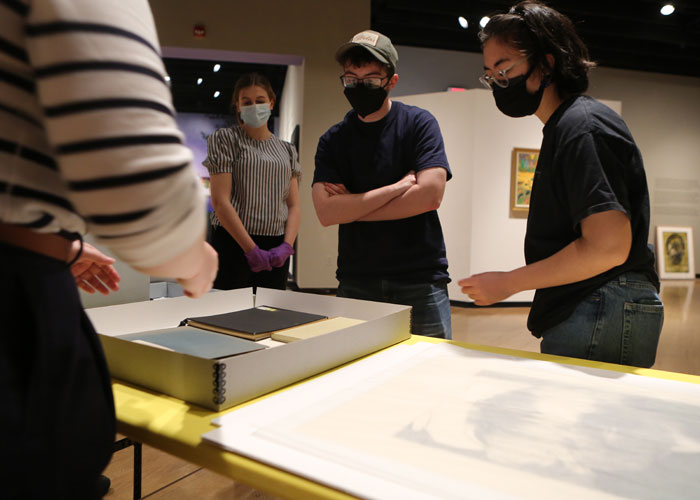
510,147,539,218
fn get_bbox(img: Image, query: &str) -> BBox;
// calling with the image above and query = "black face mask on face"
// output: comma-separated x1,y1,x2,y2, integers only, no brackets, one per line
344,85,388,118
492,66,548,118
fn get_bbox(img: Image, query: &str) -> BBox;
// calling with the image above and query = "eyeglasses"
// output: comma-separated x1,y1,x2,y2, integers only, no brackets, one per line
479,57,529,89
339,75,388,90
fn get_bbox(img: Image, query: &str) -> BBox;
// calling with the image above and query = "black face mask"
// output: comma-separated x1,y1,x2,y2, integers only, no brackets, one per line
492,66,548,118
344,85,388,118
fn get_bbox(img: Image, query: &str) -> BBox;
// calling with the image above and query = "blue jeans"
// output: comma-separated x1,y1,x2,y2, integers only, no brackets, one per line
337,278,452,339
539,272,664,368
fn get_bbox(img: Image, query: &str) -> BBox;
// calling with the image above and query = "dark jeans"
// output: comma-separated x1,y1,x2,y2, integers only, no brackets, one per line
210,225,289,292
337,277,452,339
0,243,115,499
540,272,664,368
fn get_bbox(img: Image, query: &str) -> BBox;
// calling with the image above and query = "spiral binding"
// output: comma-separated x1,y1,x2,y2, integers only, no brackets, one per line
212,362,226,405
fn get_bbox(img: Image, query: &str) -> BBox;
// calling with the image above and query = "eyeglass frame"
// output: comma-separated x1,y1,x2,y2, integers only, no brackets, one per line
479,56,530,89
339,74,391,90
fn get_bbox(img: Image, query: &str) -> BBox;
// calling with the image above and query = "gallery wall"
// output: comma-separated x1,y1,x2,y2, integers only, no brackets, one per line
586,66,700,266
278,63,305,151
394,90,541,303
394,45,700,277
396,90,621,303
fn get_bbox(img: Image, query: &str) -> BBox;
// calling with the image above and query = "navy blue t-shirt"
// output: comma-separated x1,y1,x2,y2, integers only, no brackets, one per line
313,101,451,283
526,96,659,335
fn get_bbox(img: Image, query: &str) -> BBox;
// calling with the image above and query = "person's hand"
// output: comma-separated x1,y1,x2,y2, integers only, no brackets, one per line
177,241,218,298
458,272,515,306
323,182,350,196
268,242,295,268
244,245,272,272
394,170,416,192
70,241,121,295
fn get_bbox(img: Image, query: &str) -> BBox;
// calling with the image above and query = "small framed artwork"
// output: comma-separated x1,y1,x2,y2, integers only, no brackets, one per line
510,148,539,218
656,226,695,279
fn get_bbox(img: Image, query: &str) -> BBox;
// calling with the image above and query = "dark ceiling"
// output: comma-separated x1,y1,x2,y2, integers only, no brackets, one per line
164,1,699,116
371,0,700,78
164,58,288,116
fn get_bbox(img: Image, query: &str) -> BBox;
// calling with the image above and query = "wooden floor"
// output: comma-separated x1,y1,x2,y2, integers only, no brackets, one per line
103,278,700,499
451,279,700,377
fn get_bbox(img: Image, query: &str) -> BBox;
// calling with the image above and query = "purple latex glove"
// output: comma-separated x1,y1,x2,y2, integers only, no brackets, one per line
244,245,272,272
268,242,295,268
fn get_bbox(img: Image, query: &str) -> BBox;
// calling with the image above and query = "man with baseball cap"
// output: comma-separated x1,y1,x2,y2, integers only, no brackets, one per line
312,30,453,339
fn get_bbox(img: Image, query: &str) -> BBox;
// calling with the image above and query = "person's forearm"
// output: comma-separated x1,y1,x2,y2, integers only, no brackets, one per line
459,210,632,305
314,183,407,226
358,167,446,221
211,200,255,252
284,204,301,245
358,182,442,221
507,235,630,294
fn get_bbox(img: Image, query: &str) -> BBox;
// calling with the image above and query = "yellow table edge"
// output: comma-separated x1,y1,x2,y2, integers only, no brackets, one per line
113,336,700,499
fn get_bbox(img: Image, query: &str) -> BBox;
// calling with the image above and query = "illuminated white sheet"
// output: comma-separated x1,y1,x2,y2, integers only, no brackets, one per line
204,343,700,500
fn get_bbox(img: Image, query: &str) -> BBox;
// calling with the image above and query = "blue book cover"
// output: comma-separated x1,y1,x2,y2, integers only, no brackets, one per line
121,326,266,359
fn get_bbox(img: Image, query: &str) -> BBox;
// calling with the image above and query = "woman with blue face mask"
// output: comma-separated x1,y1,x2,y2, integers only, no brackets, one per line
204,72,301,291
459,1,663,368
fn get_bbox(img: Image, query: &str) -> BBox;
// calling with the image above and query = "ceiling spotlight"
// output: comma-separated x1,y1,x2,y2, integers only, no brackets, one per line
213,91,221,98
660,4,675,15
197,77,203,85
480,16,490,28
458,16,468,29
213,64,221,72
164,75,171,82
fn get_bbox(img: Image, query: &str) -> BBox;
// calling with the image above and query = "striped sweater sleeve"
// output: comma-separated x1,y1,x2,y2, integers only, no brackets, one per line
21,0,205,268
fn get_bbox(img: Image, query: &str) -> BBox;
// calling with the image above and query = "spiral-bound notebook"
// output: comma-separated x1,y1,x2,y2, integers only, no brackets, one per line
182,305,328,341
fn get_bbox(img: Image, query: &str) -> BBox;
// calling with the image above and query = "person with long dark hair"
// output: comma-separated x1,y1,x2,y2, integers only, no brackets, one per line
204,72,300,291
459,1,663,367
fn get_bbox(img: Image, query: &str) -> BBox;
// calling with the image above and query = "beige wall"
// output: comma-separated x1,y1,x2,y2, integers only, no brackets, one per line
398,91,621,303
587,68,700,263
148,0,371,288
394,45,700,276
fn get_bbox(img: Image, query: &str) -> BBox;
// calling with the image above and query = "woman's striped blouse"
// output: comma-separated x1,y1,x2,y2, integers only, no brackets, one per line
204,126,300,236
0,0,205,268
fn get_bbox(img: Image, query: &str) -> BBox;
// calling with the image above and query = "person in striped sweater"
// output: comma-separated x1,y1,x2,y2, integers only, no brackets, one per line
204,72,301,291
0,1,218,498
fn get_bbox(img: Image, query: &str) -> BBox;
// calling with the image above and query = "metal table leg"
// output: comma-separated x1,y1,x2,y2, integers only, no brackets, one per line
114,437,143,500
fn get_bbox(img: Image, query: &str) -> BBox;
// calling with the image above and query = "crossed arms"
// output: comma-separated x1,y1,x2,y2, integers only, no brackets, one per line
312,167,447,226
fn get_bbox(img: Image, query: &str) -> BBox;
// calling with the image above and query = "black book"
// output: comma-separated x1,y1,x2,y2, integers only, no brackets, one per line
182,305,328,341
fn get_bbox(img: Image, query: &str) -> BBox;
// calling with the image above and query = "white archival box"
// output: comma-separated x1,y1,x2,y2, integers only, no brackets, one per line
86,288,410,411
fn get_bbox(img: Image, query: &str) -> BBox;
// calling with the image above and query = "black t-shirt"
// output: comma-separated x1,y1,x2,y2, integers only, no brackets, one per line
526,95,659,335
313,101,451,283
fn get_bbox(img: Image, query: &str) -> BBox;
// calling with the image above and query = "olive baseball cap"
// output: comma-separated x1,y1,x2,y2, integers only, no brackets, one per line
335,30,399,73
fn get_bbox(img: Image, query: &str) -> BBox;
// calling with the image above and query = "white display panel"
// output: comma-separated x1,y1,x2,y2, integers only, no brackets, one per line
396,91,621,304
